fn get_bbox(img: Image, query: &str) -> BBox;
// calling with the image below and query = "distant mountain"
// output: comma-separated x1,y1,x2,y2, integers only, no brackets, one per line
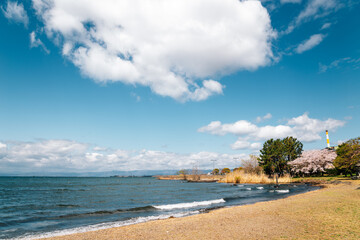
0,169,213,177
0,170,181,177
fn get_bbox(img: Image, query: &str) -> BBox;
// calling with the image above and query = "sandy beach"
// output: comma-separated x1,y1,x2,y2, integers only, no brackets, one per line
42,180,360,240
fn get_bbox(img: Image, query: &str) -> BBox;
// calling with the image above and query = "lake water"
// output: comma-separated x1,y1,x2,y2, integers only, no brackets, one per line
0,177,318,239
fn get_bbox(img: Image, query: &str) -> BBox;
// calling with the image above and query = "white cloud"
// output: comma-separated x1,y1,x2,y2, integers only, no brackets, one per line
287,113,345,141
256,113,272,122
231,139,262,150
296,34,325,54
280,0,302,4
199,113,346,150
319,57,360,73
198,120,258,136
296,0,337,23
254,125,294,140
0,142,6,149
0,143,6,159
30,31,50,54
1,1,29,27
31,0,276,102
93,146,107,151
320,22,331,30
285,0,339,34
0,139,245,173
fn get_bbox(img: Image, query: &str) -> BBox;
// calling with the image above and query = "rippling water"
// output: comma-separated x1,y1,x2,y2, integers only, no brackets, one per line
0,177,318,239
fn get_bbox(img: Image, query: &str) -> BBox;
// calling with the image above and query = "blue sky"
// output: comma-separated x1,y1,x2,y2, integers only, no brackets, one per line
0,0,359,173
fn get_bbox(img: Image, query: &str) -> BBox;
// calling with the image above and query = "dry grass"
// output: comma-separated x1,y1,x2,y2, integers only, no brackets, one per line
218,170,292,184
156,174,222,181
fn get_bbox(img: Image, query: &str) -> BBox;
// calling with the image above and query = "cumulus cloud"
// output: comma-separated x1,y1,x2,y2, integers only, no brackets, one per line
198,120,258,136
199,113,346,150
231,139,262,150
256,113,272,123
285,0,339,34
1,1,29,27
296,34,325,54
30,31,50,54
31,0,275,102
0,139,245,173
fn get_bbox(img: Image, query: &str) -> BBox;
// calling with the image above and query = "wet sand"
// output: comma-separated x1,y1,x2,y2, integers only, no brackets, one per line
42,181,360,240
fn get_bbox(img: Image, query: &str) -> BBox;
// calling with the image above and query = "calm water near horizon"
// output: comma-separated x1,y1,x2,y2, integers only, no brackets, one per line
0,177,319,239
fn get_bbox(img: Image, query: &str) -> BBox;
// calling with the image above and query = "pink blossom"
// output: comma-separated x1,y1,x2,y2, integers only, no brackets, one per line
289,149,337,174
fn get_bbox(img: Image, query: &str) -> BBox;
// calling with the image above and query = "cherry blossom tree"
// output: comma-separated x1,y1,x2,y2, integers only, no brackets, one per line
289,149,337,176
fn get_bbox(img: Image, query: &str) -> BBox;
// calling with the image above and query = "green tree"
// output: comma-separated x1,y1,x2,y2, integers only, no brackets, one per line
212,168,219,175
259,137,303,176
221,168,231,175
283,136,304,172
177,169,188,179
333,137,360,176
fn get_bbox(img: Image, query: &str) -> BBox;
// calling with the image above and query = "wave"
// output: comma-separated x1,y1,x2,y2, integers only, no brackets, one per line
1,203,81,211
18,211,200,240
223,196,244,202
57,204,80,208
275,190,290,193
56,205,156,219
154,199,225,210
256,187,264,190
245,188,252,191
46,199,226,220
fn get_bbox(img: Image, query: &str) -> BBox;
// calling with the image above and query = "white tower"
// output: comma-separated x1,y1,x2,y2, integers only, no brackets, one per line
326,130,330,148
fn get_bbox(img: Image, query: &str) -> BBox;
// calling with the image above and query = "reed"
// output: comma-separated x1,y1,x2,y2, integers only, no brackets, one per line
218,170,292,184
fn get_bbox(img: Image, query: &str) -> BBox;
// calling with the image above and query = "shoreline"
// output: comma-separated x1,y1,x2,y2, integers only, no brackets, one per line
38,180,360,240
29,183,316,239
25,182,313,239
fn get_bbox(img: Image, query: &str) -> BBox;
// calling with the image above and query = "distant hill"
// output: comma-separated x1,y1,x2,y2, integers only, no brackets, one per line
0,170,180,177
0,169,213,177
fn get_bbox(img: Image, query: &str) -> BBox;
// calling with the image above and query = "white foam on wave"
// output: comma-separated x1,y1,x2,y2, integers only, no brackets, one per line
256,187,264,190
237,185,244,187
154,199,225,210
18,211,199,240
246,188,252,191
275,189,290,193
